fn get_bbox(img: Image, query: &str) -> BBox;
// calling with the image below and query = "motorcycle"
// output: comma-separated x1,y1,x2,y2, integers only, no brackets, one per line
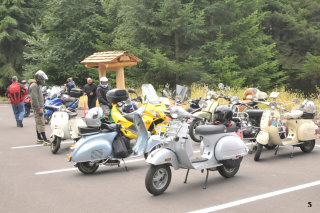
254,92,318,161
24,94,31,117
44,87,82,124
109,85,170,139
145,106,248,195
67,107,163,174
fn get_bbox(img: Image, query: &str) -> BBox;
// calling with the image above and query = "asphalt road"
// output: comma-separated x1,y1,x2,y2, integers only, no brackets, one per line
0,104,320,213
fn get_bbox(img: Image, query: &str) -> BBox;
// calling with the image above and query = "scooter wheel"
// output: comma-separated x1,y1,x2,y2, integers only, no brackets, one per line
77,162,99,174
218,157,242,178
51,136,61,154
189,118,205,143
300,140,315,153
254,143,263,161
145,165,171,196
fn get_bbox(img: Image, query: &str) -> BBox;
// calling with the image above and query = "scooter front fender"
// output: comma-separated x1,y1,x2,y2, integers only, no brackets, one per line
256,131,269,145
50,129,64,138
146,148,179,170
70,132,117,163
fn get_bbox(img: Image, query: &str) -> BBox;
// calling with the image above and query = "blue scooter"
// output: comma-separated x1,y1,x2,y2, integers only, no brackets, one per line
67,107,163,174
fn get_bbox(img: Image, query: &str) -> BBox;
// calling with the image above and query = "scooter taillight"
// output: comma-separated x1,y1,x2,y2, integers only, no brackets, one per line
214,121,221,125
236,131,243,139
228,122,233,127
59,97,63,100
285,126,289,137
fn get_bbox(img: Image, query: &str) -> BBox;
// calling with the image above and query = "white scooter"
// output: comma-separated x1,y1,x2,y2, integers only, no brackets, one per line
50,105,86,154
145,106,248,195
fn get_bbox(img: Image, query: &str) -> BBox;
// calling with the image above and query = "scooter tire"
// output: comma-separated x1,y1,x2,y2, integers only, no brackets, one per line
218,157,242,178
300,140,315,153
254,143,263,161
145,164,171,196
51,136,61,154
24,107,31,117
77,162,99,174
189,118,205,143
44,114,52,125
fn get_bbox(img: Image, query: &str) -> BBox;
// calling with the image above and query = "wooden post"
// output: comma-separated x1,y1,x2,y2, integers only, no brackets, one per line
98,63,107,79
116,67,125,89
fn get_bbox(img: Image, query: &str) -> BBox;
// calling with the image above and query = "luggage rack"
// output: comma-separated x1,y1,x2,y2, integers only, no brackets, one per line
157,120,183,139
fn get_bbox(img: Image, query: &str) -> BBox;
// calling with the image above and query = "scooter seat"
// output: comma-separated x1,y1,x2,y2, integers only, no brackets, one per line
195,122,237,135
63,97,78,108
246,109,264,118
68,112,78,118
78,126,100,135
283,110,303,119
100,123,121,132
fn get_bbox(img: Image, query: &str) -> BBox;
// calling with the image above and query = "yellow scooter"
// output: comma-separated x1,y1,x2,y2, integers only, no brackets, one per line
254,92,319,161
108,85,170,139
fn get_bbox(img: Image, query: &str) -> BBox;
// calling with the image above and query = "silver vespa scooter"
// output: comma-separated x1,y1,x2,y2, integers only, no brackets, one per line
67,107,163,174
145,106,248,195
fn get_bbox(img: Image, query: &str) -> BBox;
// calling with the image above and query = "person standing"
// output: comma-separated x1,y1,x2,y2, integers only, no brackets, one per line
29,70,50,145
84,77,98,109
96,77,112,115
5,76,28,127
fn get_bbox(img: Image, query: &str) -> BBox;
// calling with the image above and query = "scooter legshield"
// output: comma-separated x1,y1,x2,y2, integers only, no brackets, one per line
215,135,248,160
256,130,269,145
146,148,179,170
70,132,117,163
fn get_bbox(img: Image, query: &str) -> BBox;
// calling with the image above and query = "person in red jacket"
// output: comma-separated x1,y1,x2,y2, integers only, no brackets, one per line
5,76,28,127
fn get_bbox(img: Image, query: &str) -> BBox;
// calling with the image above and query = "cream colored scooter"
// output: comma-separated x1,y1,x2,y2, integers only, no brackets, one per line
50,105,86,154
254,92,318,161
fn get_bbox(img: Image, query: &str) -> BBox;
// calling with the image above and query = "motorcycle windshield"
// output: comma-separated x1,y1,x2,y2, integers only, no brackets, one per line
141,84,161,104
48,86,63,99
174,85,189,102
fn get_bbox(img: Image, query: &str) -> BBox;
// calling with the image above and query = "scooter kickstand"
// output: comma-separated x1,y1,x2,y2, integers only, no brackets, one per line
290,146,295,158
184,169,190,184
203,169,209,190
122,159,128,171
274,145,279,155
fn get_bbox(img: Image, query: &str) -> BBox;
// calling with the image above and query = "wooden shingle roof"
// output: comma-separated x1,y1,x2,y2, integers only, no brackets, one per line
80,51,142,67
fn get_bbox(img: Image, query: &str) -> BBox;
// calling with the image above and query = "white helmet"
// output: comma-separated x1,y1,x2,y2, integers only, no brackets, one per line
300,100,316,114
100,77,108,88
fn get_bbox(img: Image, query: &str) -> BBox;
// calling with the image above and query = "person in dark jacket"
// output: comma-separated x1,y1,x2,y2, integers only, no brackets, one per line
96,77,112,115
84,78,98,109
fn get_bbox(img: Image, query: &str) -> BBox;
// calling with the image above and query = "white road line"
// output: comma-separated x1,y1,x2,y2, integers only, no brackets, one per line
189,180,320,213
35,158,146,175
11,141,73,149
36,150,201,175
315,145,320,148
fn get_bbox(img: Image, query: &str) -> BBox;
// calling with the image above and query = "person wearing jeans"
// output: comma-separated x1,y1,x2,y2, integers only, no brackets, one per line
5,76,28,127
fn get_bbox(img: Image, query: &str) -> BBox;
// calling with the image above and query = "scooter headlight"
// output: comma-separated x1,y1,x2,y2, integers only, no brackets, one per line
198,100,208,109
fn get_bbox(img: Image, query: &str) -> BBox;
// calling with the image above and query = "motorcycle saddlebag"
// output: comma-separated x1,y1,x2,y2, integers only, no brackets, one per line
112,134,129,158
70,88,84,98
107,89,129,104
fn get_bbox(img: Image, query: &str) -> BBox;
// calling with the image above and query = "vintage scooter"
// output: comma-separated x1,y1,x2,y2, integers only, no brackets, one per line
145,106,248,195
50,105,86,154
254,92,318,161
67,107,163,174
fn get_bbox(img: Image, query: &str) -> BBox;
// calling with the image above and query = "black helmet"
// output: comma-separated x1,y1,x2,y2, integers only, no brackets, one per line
213,105,233,124
34,70,48,85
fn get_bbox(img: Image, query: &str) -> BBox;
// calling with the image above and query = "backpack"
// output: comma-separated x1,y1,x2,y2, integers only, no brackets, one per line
8,83,23,105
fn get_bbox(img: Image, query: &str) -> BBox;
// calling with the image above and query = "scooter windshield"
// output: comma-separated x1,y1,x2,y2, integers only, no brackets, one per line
48,86,63,99
142,84,161,104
